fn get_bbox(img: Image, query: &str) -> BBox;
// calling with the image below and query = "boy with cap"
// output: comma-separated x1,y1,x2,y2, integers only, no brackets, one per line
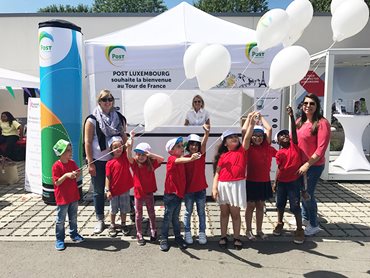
160,137,201,252
52,139,84,251
105,136,134,237
273,106,305,244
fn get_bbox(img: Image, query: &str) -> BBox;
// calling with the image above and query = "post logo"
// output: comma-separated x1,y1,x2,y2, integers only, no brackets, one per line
105,45,126,66
245,42,265,64
39,31,54,60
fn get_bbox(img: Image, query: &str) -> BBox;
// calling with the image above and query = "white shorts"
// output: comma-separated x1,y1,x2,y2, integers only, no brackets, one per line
217,180,247,209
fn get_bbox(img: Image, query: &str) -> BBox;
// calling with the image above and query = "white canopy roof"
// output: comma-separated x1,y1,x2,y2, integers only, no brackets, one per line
85,2,256,46
0,67,39,88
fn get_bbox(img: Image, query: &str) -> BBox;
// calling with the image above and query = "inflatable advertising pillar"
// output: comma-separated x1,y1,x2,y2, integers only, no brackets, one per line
39,20,83,205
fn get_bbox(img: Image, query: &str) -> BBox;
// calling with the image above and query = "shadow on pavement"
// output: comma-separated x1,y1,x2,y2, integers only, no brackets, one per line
303,270,348,277
67,238,130,252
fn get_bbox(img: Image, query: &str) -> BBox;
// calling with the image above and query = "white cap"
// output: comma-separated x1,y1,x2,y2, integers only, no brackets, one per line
165,137,183,152
221,130,239,141
134,142,151,154
274,129,289,143
187,134,201,143
108,136,123,148
253,125,264,134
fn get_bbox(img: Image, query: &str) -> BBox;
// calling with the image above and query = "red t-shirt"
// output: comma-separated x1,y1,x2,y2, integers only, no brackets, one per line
218,145,247,182
52,160,80,206
164,155,186,198
131,160,161,199
297,118,331,166
105,152,134,197
184,154,208,193
276,143,302,182
247,140,277,182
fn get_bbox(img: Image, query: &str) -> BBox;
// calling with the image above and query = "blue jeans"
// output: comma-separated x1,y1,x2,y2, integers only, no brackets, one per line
276,179,301,215
302,165,324,227
161,194,182,240
91,160,107,221
184,189,206,233
55,201,78,241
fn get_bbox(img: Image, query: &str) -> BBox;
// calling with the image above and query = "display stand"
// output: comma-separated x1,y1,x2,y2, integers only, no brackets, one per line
332,114,370,171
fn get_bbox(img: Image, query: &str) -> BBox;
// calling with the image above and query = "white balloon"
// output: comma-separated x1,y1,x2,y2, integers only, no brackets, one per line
269,46,310,90
282,29,303,47
331,0,369,42
256,9,289,51
286,0,313,34
195,44,231,91
183,43,208,79
143,93,173,131
330,0,363,15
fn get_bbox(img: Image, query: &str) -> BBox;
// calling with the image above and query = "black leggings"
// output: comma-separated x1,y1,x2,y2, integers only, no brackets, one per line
0,135,19,160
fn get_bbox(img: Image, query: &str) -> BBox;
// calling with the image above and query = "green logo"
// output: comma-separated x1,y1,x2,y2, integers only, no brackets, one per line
245,42,264,64
105,45,126,66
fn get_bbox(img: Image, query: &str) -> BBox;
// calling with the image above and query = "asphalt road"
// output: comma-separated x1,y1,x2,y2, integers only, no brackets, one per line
1,239,370,277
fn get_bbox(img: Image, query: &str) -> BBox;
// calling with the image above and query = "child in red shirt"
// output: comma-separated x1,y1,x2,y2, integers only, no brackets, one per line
243,112,277,241
127,134,164,246
52,139,83,251
159,137,200,252
105,136,134,237
273,106,304,244
183,124,210,245
212,119,254,250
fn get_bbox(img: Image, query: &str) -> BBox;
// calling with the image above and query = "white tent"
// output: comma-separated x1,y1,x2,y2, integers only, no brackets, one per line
0,67,39,88
84,2,277,125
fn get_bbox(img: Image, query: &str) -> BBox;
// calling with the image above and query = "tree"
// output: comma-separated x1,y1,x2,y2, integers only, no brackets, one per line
310,0,370,12
38,4,92,13
92,0,167,13
193,0,268,13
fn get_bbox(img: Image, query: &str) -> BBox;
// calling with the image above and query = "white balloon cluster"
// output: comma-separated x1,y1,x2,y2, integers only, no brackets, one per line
183,43,231,91
143,93,173,131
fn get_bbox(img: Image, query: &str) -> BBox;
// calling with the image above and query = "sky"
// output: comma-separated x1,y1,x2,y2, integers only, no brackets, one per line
0,0,294,13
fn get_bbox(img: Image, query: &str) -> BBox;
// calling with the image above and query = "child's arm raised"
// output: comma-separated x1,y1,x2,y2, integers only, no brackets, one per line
147,152,164,164
200,123,210,154
260,114,273,144
126,132,135,164
287,106,298,145
242,111,258,150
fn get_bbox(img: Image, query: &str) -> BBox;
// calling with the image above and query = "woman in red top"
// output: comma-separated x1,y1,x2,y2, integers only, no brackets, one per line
183,124,210,245
296,93,330,236
243,112,277,241
212,117,254,250
127,135,164,246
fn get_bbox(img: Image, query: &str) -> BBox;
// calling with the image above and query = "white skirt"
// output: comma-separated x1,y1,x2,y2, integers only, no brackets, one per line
218,180,247,209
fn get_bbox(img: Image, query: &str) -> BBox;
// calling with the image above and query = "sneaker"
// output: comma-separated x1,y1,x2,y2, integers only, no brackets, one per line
256,231,268,240
55,240,65,251
198,232,207,245
150,231,157,242
122,225,130,236
108,225,118,237
137,237,146,246
94,220,105,234
246,230,256,241
304,224,322,236
302,219,309,227
184,231,193,244
293,229,305,244
273,223,284,236
175,236,188,250
159,239,170,252
289,219,309,227
70,234,85,243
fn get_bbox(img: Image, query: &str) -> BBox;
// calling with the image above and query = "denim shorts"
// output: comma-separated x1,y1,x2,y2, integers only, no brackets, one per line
110,191,130,215
276,178,302,214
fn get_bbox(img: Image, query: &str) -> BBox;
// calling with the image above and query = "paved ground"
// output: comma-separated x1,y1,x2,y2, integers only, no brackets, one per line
1,162,370,242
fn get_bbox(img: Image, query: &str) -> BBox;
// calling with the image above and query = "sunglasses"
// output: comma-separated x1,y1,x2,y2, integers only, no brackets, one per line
193,100,202,104
303,101,316,106
100,97,114,102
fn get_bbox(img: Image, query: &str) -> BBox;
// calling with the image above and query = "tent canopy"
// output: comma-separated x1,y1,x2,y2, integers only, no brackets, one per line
85,2,255,47
0,67,39,88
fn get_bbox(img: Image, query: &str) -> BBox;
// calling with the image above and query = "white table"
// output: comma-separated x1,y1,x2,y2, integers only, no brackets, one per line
332,114,370,171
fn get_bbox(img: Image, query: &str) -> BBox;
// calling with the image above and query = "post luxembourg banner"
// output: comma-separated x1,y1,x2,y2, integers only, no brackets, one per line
39,20,83,205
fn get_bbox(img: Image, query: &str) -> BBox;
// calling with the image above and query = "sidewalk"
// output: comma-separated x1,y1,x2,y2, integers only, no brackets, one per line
1,162,370,241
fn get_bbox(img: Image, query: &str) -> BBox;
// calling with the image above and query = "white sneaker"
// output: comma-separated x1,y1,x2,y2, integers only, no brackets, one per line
288,219,309,227
302,219,309,227
94,220,105,234
304,224,322,236
185,231,193,244
198,232,207,245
